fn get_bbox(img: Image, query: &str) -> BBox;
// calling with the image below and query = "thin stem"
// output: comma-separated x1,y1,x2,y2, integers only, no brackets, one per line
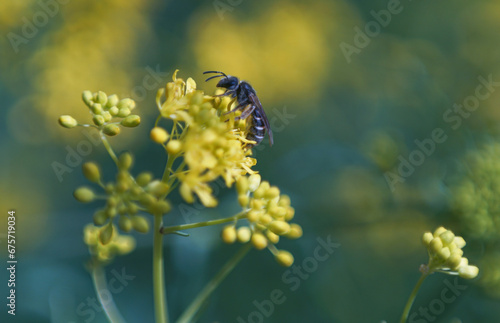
153,214,169,323
100,133,119,166
162,153,177,183
160,211,248,235
91,265,126,323
176,244,252,323
400,273,429,323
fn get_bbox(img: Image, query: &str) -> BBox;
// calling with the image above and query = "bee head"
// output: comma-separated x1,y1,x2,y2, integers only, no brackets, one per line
203,71,240,91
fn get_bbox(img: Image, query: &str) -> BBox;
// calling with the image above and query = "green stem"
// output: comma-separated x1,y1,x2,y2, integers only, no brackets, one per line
176,244,252,323
100,133,119,165
160,211,248,235
162,153,177,183
400,273,428,323
153,214,169,323
91,265,126,323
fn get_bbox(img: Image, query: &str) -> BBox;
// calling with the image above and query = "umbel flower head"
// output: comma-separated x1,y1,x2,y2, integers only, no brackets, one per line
421,227,479,279
221,174,302,267
155,70,256,207
83,224,136,264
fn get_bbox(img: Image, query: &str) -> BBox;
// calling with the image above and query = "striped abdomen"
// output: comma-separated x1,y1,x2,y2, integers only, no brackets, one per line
246,107,266,147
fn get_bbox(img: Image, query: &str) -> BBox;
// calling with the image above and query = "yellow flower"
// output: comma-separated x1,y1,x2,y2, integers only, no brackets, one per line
84,224,136,263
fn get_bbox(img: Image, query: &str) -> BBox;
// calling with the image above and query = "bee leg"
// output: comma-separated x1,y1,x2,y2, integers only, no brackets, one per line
234,105,255,121
223,99,243,115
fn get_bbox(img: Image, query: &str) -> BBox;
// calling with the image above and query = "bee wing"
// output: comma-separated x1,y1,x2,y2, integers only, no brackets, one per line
248,92,274,146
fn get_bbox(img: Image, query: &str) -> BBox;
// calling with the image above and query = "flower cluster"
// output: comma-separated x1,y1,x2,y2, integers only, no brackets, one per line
221,174,302,267
59,91,140,136
422,227,479,279
83,223,136,263
155,71,256,207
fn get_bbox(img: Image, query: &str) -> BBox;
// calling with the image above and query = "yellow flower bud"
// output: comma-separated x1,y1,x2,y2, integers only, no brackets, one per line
265,186,280,199
275,250,294,267
147,180,169,197
82,91,93,107
93,210,107,226
266,231,280,244
118,216,133,232
91,103,103,115
248,174,261,192
439,230,455,245
93,115,105,126
236,176,249,195
132,215,150,233
58,115,78,128
102,111,112,122
118,107,131,118
136,172,153,186
109,106,119,116
285,207,295,221
180,183,194,203
286,224,303,239
238,195,250,207
278,195,291,207
422,232,433,246
149,200,172,214
453,236,466,249
268,221,291,235
118,152,133,170
139,193,156,207
458,265,479,279
114,235,136,255
447,254,463,270
433,226,447,237
247,210,260,222
150,127,169,144
74,187,95,203
82,162,101,183
237,227,252,243
166,140,182,155
121,115,141,127
106,94,119,108
429,237,443,253
103,124,121,136
250,199,264,210
437,247,451,260
259,214,273,225
95,91,108,105
99,223,114,245
251,232,268,250
117,98,136,110
221,225,237,244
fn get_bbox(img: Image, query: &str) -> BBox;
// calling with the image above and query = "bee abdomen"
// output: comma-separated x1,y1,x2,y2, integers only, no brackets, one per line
246,110,266,147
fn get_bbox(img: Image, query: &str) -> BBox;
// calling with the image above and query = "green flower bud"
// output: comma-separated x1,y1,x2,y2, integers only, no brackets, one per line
447,254,462,270
149,200,172,214
74,187,95,203
93,115,105,126
439,230,455,245
437,247,451,260
458,265,479,279
103,124,121,136
121,115,141,127
127,203,138,214
106,94,119,108
433,226,447,237
118,107,131,118
109,106,119,116
95,91,108,105
82,162,101,183
136,172,153,187
82,91,93,107
118,152,133,170
132,215,149,233
91,103,103,115
99,223,114,245
58,115,78,128
117,98,136,110
422,232,433,246
139,193,156,207
147,180,169,197
93,210,107,226
102,111,112,122
118,215,133,232
429,237,443,253
454,236,466,249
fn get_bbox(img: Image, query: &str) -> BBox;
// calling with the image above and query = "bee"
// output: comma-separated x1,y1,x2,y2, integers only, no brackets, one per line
203,71,273,148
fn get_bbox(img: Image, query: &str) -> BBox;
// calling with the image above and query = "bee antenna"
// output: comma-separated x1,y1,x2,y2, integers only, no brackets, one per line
205,74,226,82
203,70,227,77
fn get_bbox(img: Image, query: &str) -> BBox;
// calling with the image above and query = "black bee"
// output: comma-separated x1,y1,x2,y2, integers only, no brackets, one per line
203,71,273,148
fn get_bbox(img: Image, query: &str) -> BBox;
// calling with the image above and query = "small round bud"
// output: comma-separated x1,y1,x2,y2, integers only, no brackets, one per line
433,226,447,237
127,203,138,214
236,176,249,194
458,265,479,279
222,226,237,244
278,195,291,207
265,186,280,199
284,207,295,221
248,174,261,192
91,103,103,115
275,250,294,267
447,254,462,270
286,223,303,239
82,162,101,183
149,200,172,214
251,232,268,250
59,115,78,128
139,193,156,207
103,124,121,136
136,172,153,186
121,115,141,127
102,111,112,122
454,236,466,249
99,223,114,245
247,210,260,223
118,152,133,170
93,115,105,126
166,140,182,155
132,215,150,233
429,237,443,253
95,91,108,105
266,230,280,244
147,180,169,197
268,221,291,235
259,214,273,225
422,232,433,246
437,247,451,260
106,94,119,108
118,216,133,232
238,194,250,207
109,106,119,116
74,187,95,203
439,230,455,245
236,227,252,243
93,210,107,226
82,91,94,107
117,98,136,110
118,107,131,118
150,127,169,144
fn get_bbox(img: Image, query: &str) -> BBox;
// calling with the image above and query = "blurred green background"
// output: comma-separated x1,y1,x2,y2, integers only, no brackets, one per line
1,0,500,322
